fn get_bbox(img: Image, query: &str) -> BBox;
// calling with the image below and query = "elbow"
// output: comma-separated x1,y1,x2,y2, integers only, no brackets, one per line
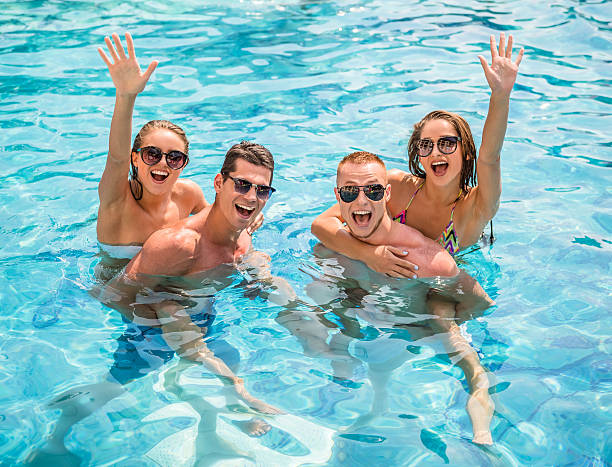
310,218,322,238
431,252,460,278
311,216,330,242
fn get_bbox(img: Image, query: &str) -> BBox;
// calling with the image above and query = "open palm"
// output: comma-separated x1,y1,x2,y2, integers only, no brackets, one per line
478,33,524,96
98,32,158,96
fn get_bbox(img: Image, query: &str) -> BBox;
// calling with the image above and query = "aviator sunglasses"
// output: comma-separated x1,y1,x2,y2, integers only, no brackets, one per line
416,136,462,157
135,146,189,170
223,173,276,201
337,184,386,203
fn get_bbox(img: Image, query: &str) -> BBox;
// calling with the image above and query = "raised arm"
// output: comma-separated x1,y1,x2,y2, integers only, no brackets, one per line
311,204,419,278
97,32,158,207
474,33,524,220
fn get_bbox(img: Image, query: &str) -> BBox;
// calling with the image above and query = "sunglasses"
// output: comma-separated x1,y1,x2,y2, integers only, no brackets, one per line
416,136,462,157
135,146,189,170
223,173,276,201
337,184,386,203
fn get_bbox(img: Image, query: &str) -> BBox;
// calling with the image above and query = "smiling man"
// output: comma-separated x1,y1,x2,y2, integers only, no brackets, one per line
126,141,276,277
315,151,496,444
332,151,457,278
118,140,282,415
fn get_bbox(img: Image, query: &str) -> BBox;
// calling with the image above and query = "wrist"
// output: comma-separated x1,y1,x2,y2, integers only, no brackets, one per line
231,376,244,385
489,90,511,102
115,91,139,100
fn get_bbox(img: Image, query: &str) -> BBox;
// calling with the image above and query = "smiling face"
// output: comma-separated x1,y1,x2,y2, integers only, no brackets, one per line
214,158,272,230
418,119,464,186
335,161,390,240
131,128,187,197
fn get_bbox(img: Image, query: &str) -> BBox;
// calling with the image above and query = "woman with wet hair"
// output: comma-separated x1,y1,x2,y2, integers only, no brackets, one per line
312,33,524,278
96,32,261,260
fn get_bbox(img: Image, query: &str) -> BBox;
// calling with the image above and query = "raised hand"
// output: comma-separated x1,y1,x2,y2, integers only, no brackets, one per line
478,33,524,97
98,32,158,97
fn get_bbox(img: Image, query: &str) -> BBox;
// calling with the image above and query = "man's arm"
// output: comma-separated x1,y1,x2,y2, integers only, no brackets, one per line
94,227,196,323
311,204,419,278
125,227,198,278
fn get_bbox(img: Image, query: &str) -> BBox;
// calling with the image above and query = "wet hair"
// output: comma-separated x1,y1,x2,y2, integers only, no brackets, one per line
129,120,189,201
220,141,275,184
337,151,386,179
407,110,477,193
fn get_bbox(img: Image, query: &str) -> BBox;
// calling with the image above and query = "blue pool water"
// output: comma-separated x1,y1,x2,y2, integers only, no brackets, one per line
1,0,611,465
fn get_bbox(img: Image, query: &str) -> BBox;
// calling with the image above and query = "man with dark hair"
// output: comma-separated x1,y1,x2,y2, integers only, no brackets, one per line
127,141,276,277
26,142,284,464
116,140,283,414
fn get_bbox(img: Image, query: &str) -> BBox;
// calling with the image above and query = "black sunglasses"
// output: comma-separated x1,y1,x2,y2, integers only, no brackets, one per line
337,184,386,203
135,146,189,170
223,173,276,201
416,136,462,157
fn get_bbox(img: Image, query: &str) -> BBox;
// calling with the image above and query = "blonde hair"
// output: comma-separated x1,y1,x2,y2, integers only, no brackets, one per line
337,151,386,179
129,120,189,200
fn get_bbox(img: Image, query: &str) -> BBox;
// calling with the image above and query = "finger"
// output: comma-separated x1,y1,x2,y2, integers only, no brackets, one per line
104,36,119,63
489,34,497,58
97,47,112,68
506,35,514,58
142,60,158,81
125,32,135,60
386,271,403,278
386,246,409,257
112,33,127,60
498,32,505,57
395,262,418,277
478,54,490,73
515,47,524,66
393,266,418,279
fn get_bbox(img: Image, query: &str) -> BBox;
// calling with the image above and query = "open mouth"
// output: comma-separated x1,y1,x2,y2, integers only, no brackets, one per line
235,203,255,219
352,210,372,227
150,169,169,183
431,161,448,176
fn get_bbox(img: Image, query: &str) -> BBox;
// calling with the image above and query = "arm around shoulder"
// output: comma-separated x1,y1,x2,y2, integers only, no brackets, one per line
311,204,374,263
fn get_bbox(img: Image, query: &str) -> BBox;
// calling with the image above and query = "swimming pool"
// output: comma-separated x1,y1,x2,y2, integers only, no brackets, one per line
1,0,610,465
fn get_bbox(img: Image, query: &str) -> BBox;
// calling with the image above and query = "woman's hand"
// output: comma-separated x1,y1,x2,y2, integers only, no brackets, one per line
367,245,420,279
98,32,158,97
478,33,524,97
246,212,264,236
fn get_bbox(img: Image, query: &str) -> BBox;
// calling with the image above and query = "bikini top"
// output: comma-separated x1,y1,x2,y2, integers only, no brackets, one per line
392,182,461,256
98,242,143,260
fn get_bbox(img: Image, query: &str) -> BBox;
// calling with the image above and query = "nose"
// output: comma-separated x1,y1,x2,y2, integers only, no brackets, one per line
243,185,258,202
356,189,370,204
430,140,441,157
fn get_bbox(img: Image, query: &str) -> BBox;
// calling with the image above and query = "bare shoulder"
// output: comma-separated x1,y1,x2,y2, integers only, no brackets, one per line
174,179,207,213
126,223,200,277
388,169,420,186
387,169,421,215
175,178,202,195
